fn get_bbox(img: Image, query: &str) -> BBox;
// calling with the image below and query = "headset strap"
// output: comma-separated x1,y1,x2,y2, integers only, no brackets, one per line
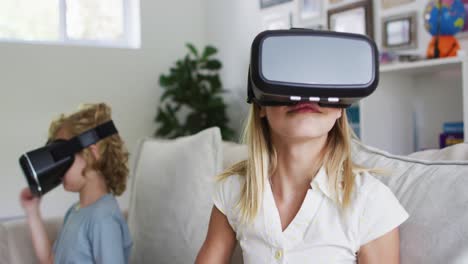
51,120,118,160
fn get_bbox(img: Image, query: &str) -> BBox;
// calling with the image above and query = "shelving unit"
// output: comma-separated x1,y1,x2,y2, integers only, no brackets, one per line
358,56,468,155
380,56,464,74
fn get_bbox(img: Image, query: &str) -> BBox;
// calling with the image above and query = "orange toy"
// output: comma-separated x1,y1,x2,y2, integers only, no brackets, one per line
426,35,461,58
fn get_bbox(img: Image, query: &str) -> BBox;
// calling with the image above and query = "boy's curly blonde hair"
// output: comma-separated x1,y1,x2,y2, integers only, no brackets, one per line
48,103,129,196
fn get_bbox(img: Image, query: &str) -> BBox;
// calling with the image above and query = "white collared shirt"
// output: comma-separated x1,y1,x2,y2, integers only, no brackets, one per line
213,167,409,264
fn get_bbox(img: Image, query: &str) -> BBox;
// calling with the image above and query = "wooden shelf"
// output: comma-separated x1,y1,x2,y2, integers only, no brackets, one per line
380,56,465,75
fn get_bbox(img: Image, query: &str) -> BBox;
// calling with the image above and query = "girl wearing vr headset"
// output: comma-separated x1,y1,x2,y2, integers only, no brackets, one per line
197,101,409,263
19,103,132,264
197,29,408,264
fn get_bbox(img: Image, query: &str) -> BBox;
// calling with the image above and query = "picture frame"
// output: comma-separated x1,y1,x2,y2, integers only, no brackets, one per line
327,0,374,39
260,0,293,9
381,0,415,10
382,12,417,50
298,0,322,25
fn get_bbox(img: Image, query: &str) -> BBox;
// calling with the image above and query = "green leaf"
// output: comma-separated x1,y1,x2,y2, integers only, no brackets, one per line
159,75,175,87
202,46,217,60
186,43,199,58
201,60,222,70
221,127,236,141
160,90,175,102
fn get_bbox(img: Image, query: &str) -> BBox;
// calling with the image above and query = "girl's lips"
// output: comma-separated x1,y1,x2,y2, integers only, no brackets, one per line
287,102,322,113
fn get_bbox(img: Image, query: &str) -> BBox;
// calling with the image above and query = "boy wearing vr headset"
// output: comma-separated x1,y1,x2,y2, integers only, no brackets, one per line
197,30,409,263
19,103,132,264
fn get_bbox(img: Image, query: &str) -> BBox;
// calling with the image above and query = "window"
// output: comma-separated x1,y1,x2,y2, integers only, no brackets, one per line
0,0,140,48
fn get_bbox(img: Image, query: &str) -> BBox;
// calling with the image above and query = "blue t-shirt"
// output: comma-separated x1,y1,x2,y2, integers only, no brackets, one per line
53,194,133,264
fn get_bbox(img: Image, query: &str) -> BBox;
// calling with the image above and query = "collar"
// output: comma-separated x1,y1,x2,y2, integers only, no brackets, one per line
310,166,343,202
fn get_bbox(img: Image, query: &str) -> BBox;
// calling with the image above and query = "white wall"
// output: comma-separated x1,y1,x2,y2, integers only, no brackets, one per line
204,0,263,137
0,0,207,219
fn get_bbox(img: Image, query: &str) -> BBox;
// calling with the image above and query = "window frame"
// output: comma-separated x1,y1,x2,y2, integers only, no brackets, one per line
0,0,140,49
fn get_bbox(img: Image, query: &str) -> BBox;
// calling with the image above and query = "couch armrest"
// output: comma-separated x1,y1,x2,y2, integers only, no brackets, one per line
0,223,8,264
0,217,62,264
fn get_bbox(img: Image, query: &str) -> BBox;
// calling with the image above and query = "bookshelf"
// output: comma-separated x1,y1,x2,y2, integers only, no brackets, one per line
357,56,468,155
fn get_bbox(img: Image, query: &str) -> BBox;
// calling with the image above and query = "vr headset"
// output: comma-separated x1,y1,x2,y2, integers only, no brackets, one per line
247,29,379,108
19,120,118,197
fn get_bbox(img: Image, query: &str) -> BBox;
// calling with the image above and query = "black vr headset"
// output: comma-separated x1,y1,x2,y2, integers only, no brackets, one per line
247,29,379,108
19,120,118,197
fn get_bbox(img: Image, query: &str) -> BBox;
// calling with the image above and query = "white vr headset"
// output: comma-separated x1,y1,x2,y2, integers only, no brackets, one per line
247,29,379,108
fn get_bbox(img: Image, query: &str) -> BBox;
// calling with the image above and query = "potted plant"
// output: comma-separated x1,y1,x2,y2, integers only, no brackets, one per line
155,43,235,140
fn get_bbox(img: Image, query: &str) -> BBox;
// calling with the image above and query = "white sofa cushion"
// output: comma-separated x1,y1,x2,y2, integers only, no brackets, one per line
222,141,247,170
352,141,468,264
128,127,223,264
408,143,468,161
0,222,7,263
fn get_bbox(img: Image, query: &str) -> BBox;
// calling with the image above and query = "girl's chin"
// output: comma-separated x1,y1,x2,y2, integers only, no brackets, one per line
282,131,328,140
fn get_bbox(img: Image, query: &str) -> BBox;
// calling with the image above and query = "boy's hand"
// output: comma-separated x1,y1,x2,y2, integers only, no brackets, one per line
20,188,53,264
20,187,41,216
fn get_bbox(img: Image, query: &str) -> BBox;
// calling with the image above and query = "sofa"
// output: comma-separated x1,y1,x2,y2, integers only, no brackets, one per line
1,127,467,263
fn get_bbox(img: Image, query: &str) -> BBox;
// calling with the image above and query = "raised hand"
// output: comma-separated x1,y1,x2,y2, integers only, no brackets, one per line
20,187,41,216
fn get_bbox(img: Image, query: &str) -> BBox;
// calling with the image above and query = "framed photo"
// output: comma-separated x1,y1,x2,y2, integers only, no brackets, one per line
382,12,417,50
327,0,374,39
298,0,322,25
381,0,415,10
262,12,293,30
260,0,293,9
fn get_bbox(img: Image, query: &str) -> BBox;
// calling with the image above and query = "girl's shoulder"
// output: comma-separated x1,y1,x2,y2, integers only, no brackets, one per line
213,174,244,215
217,174,244,189
352,170,390,197
351,170,408,221
351,170,409,246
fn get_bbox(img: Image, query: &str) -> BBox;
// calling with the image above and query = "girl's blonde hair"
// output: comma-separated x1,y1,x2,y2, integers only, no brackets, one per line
219,103,366,224
48,103,129,196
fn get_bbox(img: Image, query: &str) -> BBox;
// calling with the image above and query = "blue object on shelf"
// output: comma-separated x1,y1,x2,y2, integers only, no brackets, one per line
443,122,464,133
346,104,360,138
346,105,360,123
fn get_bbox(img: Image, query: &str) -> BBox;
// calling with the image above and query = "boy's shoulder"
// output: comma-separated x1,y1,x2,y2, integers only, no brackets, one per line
56,194,132,260
88,194,123,221
65,194,124,224
63,202,79,225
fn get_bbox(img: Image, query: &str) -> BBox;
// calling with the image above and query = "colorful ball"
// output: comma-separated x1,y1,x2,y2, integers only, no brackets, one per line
424,0,466,36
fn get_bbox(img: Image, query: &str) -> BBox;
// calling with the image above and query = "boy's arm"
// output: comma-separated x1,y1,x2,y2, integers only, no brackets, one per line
20,188,54,264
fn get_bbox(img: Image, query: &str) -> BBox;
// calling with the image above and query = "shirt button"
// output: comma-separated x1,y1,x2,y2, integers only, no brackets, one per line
275,249,283,260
